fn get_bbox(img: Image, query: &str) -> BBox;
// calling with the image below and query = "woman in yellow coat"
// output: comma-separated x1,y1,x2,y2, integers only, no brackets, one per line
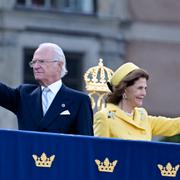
93,62,180,141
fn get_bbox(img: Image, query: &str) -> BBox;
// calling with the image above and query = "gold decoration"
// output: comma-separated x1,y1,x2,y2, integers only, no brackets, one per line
32,152,55,168
95,157,118,173
84,59,114,110
157,162,179,177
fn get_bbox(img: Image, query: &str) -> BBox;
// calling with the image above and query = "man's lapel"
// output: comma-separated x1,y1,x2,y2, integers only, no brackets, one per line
29,86,43,127
39,84,69,129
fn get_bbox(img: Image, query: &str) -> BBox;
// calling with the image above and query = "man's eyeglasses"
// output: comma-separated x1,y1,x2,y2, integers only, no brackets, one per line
29,59,59,68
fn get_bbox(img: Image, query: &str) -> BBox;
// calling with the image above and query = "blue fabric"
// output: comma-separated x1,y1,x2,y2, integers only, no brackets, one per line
0,129,179,180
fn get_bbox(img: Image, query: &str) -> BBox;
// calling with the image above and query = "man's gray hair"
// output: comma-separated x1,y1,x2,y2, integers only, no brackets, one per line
38,42,68,78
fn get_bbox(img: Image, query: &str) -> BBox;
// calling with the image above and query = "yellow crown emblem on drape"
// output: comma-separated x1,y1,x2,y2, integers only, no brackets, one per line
95,158,118,173
157,162,179,177
32,152,55,168
84,59,113,93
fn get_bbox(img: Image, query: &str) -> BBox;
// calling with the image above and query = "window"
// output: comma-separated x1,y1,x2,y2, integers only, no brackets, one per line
23,48,36,84
32,0,45,6
63,51,84,90
16,0,96,14
59,0,95,13
23,48,84,90
16,0,25,5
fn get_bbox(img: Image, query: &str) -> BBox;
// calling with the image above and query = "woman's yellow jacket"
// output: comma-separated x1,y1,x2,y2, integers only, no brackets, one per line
94,103,180,141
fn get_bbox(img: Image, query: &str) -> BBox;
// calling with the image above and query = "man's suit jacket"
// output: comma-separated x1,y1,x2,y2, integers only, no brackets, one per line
0,83,93,135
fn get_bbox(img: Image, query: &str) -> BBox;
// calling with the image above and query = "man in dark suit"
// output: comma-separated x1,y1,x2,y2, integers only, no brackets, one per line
0,42,93,135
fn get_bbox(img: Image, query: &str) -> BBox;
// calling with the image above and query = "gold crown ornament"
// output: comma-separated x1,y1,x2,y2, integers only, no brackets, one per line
84,58,113,92
157,162,179,177
84,59,114,110
32,152,55,168
95,157,118,173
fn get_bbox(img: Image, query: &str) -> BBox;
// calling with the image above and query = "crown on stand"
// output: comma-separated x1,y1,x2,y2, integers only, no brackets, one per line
32,152,55,168
84,58,114,93
84,59,114,110
157,162,179,177
95,157,118,173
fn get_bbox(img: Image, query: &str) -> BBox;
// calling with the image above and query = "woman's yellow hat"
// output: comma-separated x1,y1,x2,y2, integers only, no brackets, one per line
110,62,139,86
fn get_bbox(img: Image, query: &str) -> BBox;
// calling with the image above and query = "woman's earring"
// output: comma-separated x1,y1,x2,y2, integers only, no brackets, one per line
123,93,128,100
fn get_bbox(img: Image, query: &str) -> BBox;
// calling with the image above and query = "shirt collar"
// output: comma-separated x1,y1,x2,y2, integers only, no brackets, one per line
41,79,62,95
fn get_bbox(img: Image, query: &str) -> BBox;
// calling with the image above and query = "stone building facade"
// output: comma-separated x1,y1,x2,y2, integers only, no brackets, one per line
0,0,180,129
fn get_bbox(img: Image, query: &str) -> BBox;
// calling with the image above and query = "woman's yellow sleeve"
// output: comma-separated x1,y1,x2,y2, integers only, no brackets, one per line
93,111,110,137
149,115,180,136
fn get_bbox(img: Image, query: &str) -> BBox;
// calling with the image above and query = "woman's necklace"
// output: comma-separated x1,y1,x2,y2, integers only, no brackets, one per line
124,111,133,116
119,102,134,117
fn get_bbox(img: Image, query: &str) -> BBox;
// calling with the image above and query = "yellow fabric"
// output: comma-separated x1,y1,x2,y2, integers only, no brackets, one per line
111,62,139,86
93,103,180,141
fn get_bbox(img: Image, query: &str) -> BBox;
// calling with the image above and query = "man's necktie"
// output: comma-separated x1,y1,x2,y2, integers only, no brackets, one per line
42,87,51,115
